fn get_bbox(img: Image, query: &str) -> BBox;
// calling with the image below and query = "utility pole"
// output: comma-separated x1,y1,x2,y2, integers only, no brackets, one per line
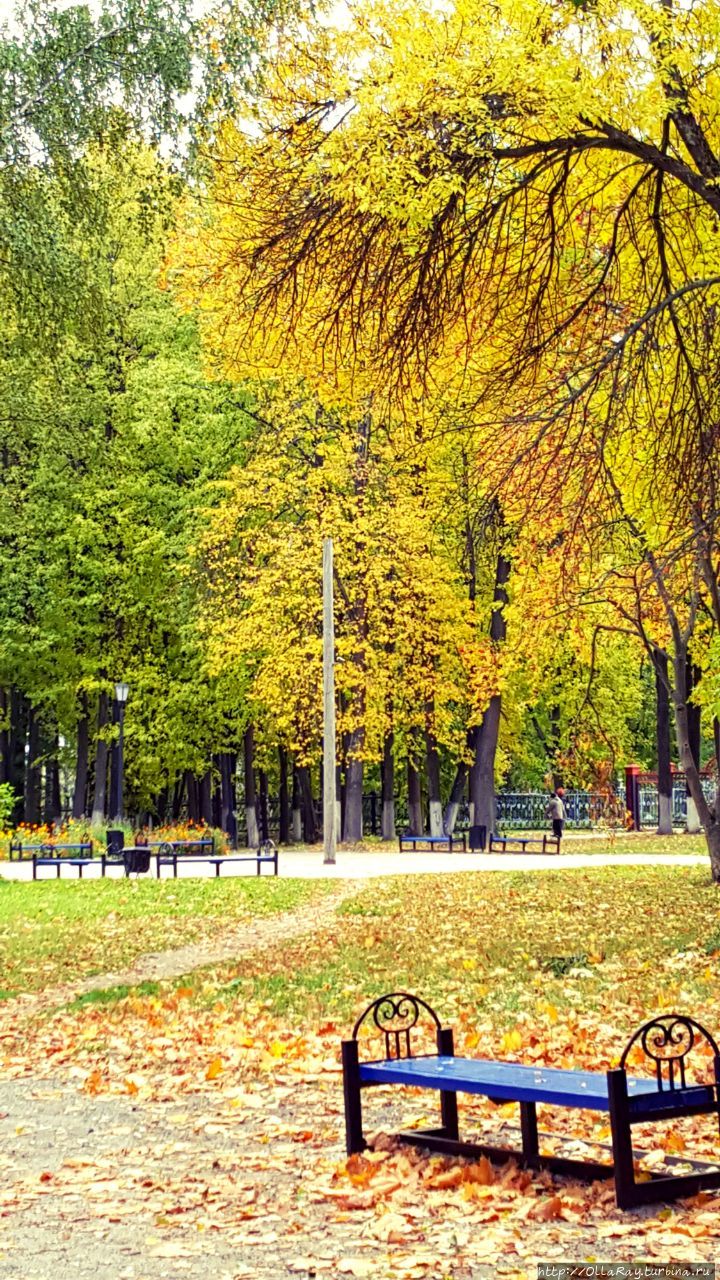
323,537,336,864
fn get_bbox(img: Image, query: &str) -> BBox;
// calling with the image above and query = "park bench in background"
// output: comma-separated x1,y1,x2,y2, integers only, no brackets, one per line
12,839,93,863
148,836,215,857
342,992,720,1209
489,833,560,855
155,838,278,878
398,833,467,853
31,842,96,879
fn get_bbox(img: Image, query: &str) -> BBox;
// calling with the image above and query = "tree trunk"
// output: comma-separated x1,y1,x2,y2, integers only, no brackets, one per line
407,755,423,835
219,752,237,845
469,549,510,838
171,775,185,821
186,771,200,823
298,765,317,843
685,659,702,834
199,769,213,825
91,692,110,825
278,747,290,844
24,707,41,826
291,765,302,841
45,759,62,826
343,741,364,843
425,709,443,835
0,687,8,785
443,759,469,835
258,769,269,841
244,725,259,847
211,755,222,828
707,823,720,884
340,412,370,847
652,650,673,836
671,647,720,877
381,732,395,840
155,787,169,824
9,690,27,822
72,696,90,819
43,731,62,826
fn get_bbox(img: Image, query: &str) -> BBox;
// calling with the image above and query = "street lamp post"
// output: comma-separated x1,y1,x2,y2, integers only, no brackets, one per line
110,681,130,821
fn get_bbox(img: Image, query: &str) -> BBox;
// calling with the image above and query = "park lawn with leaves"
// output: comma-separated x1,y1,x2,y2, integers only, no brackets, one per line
0,877,330,998
206,864,720,1025
553,833,708,857
3,866,720,1276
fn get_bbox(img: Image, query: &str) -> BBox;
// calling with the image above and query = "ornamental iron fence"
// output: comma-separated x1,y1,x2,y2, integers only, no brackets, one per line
256,787,625,839
637,776,715,828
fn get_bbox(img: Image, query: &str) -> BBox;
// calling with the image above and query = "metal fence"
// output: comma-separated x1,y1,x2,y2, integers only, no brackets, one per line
254,781,716,840
638,777,716,828
369,790,623,833
495,791,626,829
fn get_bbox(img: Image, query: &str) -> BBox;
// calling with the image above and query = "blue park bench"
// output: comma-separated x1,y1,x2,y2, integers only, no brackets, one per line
26,842,95,879
342,992,720,1209
398,833,467,853
154,838,278,878
148,836,215,856
489,833,560,854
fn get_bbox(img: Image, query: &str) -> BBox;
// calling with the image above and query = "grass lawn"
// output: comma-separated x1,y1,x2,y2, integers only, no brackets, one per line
208,863,720,1027
0,876,331,998
558,831,708,855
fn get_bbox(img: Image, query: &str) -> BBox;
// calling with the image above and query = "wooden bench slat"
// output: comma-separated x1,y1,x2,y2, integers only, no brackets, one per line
357,1055,684,1112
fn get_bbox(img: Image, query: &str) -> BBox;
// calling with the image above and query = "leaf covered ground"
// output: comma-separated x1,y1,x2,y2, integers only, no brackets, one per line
2,865,720,1277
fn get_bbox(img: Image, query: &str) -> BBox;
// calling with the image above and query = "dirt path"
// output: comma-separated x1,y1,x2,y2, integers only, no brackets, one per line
4,881,361,1020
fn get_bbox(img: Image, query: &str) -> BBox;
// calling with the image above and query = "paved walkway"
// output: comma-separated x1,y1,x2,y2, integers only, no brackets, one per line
0,846,707,881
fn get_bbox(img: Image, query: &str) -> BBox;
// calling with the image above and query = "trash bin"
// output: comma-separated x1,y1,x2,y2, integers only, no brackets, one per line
124,847,151,875
106,828,125,857
469,824,487,852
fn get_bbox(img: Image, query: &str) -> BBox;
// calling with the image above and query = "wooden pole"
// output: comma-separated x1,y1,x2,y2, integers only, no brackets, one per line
323,537,337,864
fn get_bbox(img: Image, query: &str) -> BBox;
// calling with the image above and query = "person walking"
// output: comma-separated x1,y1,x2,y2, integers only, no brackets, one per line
546,787,566,841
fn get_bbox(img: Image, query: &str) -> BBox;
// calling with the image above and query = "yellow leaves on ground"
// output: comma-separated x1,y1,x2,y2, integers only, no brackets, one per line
499,1028,523,1054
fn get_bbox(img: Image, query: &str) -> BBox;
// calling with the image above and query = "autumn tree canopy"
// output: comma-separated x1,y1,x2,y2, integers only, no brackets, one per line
172,0,720,871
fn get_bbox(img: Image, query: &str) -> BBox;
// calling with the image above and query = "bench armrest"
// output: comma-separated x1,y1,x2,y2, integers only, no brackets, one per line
349,992,453,1062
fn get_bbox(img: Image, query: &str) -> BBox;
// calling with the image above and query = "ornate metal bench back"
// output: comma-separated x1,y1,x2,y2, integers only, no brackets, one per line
352,992,441,1061
621,1015,720,1092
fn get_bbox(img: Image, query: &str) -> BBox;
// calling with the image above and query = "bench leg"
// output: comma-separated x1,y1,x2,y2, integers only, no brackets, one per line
607,1068,637,1209
520,1101,539,1161
437,1027,459,1139
215,861,221,877
56,862,61,879
342,1040,366,1155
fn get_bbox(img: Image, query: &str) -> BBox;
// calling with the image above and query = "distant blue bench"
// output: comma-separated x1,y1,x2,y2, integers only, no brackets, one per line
12,840,93,865
398,833,467,853
489,833,560,854
342,992,720,1209
28,842,95,879
155,839,278,878
148,837,215,856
